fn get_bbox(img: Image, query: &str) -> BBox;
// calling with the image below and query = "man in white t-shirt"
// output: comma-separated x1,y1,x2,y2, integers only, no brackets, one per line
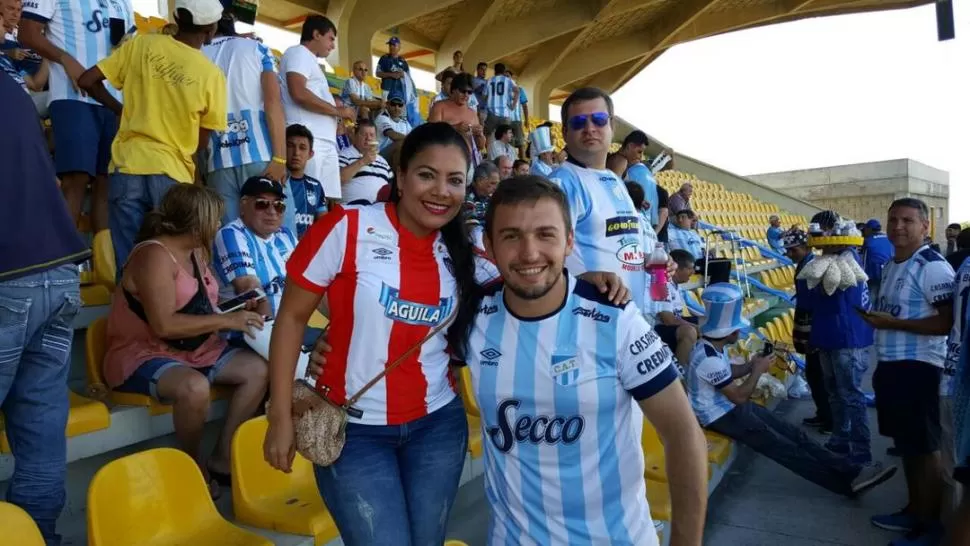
340,60,382,120
280,15,354,201
338,120,392,205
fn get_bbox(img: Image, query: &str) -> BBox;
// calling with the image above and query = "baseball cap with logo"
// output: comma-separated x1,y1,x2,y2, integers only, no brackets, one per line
387,36,401,46
387,90,406,105
240,176,285,199
175,0,225,26
865,218,881,231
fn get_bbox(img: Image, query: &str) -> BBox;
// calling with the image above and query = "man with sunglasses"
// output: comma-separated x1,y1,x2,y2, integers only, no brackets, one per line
341,60,383,120
214,176,297,318
429,72,485,158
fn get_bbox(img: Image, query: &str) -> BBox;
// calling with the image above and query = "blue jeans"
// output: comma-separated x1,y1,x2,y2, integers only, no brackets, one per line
206,161,297,235
0,265,81,546
314,396,468,546
819,347,872,463
708,401,859,496
108,172,178,273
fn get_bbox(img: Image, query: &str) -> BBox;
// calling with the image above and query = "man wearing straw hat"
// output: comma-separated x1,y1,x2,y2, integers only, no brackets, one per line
686,282,896,498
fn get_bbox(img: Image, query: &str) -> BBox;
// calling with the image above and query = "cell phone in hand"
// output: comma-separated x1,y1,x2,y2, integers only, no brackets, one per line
217,287,266,314
761,341,774,357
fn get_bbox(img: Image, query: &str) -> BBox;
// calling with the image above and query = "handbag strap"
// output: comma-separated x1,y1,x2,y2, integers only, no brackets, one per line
342,311,457,408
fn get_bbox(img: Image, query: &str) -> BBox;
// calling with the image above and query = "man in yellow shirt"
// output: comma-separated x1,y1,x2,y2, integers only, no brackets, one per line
79,0,227,270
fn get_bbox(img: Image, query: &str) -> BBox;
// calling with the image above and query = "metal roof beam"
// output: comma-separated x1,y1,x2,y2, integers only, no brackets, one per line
461,0,597,68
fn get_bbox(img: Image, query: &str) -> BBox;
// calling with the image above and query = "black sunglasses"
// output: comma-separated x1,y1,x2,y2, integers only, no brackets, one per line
254,199,286,213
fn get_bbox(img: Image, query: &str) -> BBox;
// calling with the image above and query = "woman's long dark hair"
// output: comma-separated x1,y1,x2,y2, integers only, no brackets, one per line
393,123,480,360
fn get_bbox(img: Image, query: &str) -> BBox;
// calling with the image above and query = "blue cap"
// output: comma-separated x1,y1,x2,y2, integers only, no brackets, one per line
865,218,881,230
387,90,406,105
386,36,400,46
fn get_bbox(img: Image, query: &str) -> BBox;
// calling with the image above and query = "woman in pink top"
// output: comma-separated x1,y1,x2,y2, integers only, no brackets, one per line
103,184,268,494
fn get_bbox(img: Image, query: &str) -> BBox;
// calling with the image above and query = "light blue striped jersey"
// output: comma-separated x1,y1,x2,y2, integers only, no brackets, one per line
875,245,955,367
287,175,327,240
509,86,527,122
22,0,133,104
203,36,277,172
485,74,516,118
624,163,660,226
466,275,677,546
686,339,736,426
944,257,970,394
668,224,705,260
213,218,297,315
548,158,648,310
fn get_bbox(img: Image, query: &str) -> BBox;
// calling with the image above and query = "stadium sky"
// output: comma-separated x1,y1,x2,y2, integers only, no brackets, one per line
133,1,966,223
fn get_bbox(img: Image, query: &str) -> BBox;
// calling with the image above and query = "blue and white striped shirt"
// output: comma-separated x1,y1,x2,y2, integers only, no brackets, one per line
485,74,516,118
203,36,277,171
668,224,705,260
509,86,527,122
465,275,676,546
875,245,955,367
529,159,553,177
213,218,297,315
22,0,133,104
944,257,970,394
687,339,737,426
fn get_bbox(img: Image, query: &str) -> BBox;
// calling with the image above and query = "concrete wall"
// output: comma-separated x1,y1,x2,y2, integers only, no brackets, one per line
749,159,950,243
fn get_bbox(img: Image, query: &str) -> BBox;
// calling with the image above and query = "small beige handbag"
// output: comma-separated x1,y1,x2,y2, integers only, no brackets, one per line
291,314,456,466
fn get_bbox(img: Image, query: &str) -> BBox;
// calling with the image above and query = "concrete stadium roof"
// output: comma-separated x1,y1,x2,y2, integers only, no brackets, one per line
255,0,932,119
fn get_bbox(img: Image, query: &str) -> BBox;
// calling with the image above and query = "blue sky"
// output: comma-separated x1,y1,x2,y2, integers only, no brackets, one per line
133,1,965,221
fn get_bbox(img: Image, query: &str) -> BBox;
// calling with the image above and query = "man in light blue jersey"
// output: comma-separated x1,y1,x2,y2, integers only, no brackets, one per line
860,197,955,545
213,176,296,319
939,255,970,523
467,176,708,546
203,9,294,232
505,70,528,158
483,62,517,142
620,130,666,232
20,0,134,233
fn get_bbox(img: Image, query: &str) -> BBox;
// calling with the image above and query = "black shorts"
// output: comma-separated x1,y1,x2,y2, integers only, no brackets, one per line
872,360,942,456
654,317,697,348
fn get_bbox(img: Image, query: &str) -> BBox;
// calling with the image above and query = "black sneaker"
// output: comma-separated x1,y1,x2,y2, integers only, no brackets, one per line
850,463,897,496
803,416,826,427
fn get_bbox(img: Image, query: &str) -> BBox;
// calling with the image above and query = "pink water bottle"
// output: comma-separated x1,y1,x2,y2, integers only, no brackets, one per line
648,243,669,301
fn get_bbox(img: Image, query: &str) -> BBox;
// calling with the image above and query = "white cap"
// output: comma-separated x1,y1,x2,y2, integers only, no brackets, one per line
530,126,554,155
174,0,224,26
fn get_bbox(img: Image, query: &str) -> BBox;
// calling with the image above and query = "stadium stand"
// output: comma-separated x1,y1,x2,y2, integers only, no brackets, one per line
6,3,925,544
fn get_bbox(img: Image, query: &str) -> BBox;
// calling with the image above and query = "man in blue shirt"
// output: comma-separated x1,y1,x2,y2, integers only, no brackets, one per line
375,37,420,127
668,209,705,260
0,70,88,545
861,218,894,295
767,215,786,252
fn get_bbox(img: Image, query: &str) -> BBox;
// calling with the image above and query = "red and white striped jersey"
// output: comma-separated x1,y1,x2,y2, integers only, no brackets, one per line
287,203,460,425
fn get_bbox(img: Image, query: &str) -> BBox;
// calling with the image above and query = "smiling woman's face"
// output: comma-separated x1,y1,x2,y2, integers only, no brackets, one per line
397,144,468,236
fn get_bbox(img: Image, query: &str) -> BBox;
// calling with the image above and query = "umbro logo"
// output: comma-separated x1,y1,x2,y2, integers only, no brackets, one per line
372,247,393,261
480,348,501,367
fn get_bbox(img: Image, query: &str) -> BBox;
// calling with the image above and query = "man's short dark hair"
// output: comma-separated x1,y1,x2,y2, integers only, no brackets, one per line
286,123,314,144
450,72,474,93
958,228,970,250
624,181,644,207
512,159,529,171
477,62,487,70
300,15,336,43
485,176,572,239
355,119,376,132
560,87,614,133
493,63,507,75
676,208,694,218
495,124,512,140
622,130,649,148
889,197,929,222
947,223,962,231
670,249,695,269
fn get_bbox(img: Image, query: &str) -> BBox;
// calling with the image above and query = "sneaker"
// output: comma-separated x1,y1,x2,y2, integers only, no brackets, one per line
871,510,918,532
850,463,897,495
889,525,944,546
803,416,826,427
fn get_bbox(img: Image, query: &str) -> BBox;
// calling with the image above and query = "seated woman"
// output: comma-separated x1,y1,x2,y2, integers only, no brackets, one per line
102,184,269,495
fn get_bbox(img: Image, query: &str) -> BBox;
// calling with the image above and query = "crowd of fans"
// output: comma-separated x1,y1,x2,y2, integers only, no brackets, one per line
1,0,969,545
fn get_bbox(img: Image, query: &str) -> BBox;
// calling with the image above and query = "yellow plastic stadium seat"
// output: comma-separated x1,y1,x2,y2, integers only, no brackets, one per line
332,65,349,78
92,230,116,291
704,431,733,467
765,321,783,343
231,418,339,544
641,422,667,483
81,284,112,306
88,448,271,546
444,541,470,546
85,318,231,415
645,479,671,521
458,367,480,418
0,502,46,546
0,391,110,453
466,415,483,458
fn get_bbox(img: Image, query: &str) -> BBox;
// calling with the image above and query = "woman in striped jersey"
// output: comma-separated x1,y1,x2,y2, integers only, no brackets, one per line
265,123,482,545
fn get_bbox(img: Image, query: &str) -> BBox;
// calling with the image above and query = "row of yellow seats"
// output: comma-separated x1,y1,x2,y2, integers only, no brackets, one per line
759,310,795,347
759,267,795,294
